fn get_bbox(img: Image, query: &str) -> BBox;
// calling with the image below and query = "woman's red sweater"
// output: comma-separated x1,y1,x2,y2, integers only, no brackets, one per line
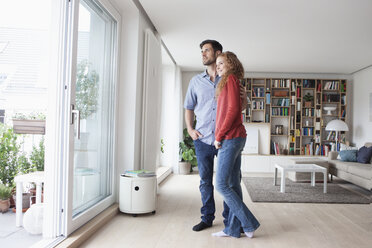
215,74,246,142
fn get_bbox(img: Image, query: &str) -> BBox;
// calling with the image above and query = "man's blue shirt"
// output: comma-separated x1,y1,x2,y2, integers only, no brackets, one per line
184,71,220,145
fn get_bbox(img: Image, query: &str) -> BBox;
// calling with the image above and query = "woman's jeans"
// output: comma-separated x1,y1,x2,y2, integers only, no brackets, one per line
216,137,260,237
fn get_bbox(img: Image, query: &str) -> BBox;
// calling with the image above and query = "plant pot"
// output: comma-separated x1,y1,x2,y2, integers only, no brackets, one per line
178,162,191,175
304,101,312,108
0,199,10,213
12,193,31,210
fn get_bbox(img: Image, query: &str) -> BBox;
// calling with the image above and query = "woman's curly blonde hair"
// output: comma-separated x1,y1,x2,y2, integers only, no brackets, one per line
216,51,244,97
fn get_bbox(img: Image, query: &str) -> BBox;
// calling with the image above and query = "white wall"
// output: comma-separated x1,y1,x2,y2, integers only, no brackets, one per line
351,66,372,147
112,0,160,201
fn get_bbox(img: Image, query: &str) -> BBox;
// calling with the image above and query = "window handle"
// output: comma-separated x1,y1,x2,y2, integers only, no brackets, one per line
70,104,81,139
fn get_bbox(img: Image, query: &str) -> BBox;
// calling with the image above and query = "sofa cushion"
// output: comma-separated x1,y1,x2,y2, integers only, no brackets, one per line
357,146,372,164
337,144,358,159
347,163,372,180
328,160,350,172
339,150,358,162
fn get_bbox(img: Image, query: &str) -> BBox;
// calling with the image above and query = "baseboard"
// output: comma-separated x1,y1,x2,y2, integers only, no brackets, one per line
157,166,172,184
55,203,119,248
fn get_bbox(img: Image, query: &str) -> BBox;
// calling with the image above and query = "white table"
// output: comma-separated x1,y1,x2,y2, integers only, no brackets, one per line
14,171,44,227
274,164,327,193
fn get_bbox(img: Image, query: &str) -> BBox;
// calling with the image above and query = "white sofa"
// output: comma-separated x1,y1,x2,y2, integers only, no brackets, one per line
328,143,372,190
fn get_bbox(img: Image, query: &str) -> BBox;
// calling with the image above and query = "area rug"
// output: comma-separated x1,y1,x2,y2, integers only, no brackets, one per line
242,177,371,204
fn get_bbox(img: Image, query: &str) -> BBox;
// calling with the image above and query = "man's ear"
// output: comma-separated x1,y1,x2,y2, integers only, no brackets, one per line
215,50,221,56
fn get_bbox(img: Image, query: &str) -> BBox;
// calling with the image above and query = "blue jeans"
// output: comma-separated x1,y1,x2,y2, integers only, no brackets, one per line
216,137,260,237
194,139,229,226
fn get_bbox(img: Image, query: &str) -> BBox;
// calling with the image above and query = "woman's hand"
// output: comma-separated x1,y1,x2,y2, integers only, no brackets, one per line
214,140,222,149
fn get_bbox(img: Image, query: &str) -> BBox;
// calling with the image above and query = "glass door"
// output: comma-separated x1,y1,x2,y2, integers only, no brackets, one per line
65,0,118,235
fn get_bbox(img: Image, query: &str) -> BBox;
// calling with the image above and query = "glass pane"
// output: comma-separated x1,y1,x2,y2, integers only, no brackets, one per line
73,0,116,216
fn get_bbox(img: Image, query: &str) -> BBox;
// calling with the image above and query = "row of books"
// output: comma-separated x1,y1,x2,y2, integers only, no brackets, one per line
315,144,331,156
271,107,289,116
272,79,291,88
323,94,340,102
252,100,264,110
340,82,347,92
341,109,346,117
323,81,340,90
252,87,265,97
316,82,322,92
273,98,290,106
303,79,316,88
302,127,314,136
341,95,346,105
302,142,314,155
122,170,156,178
326,131,336,141
303,108,315,117
272,141,282,155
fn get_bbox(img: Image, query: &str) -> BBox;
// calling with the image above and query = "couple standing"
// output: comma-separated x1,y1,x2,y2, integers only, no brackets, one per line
184,40,260,238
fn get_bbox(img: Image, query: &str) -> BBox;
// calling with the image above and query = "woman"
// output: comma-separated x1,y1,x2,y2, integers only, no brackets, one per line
213,51,260,238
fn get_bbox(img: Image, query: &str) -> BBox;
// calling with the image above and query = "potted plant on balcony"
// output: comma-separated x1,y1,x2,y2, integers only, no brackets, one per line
12,112,46,135
178,128,197,174
303,92,314,108
0,184,13,213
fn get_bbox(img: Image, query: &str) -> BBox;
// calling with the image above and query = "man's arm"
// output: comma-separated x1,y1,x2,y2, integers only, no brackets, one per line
240,84,247,111
185,109,202,140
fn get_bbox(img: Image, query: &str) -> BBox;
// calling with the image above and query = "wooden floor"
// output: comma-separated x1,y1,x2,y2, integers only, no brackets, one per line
81,173,372,248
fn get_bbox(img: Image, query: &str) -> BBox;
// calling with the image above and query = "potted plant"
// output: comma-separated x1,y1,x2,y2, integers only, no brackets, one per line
12,112,46,135
74,60,99,153
0,124,19,187
303,93,314,107
178,128,197,174
0,184,13,213
75,59,99,121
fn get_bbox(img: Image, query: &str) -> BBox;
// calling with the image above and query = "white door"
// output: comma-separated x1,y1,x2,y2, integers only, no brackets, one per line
64,0,119,235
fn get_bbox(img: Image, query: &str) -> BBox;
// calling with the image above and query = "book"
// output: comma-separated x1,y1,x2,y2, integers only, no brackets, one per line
122,170,156,177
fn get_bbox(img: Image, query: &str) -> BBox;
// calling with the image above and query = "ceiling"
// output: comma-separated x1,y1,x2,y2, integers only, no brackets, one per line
138,0,372,74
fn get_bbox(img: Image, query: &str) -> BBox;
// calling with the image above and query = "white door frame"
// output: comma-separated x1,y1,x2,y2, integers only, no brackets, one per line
43,0,121,238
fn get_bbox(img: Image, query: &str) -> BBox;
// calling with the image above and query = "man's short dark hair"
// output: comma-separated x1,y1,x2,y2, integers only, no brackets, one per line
199,39,223,53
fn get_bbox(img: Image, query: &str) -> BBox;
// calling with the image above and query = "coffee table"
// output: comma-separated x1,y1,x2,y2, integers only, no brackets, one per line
274,164,327,193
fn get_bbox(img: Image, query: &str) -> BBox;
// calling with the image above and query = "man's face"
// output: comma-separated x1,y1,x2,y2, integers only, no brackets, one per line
201,43,218,66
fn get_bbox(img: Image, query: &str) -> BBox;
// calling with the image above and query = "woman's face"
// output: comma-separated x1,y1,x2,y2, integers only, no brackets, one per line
216,56,229,77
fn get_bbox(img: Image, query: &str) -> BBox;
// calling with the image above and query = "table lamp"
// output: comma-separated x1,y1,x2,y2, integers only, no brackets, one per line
325,119,349,151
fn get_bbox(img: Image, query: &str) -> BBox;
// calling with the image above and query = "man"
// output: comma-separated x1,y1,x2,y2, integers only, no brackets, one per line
184,40,247,232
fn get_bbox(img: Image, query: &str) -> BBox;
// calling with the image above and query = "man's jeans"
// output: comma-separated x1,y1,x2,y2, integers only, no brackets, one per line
194,139,229,226
216,137,260,237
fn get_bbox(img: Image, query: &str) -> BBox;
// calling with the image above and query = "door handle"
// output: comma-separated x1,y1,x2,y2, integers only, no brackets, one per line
70,104,81,139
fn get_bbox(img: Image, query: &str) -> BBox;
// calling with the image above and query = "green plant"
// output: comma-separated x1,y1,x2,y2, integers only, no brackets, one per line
179,128,197,168
0,184,13,200
0,124,20,187
160,138,165,153
303,92,314,102
17,153,34,175
13,111,46,120
76,59,99,119
29,137,45,171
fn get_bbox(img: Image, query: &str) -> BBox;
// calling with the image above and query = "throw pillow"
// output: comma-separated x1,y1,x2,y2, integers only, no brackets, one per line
337,144,358,160
339,150,358,162
357,146,372,164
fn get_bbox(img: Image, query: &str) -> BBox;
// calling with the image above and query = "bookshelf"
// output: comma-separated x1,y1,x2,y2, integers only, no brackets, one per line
242,78,347,156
